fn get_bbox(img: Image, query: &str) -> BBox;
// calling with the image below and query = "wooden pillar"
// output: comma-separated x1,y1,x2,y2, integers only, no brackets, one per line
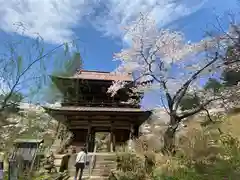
129,123,134,140
90,130,95,152
113,130,116,152
62,79,68,104
110,121,116,152
76,79,79,104
134,125,139,138
86,121,92,152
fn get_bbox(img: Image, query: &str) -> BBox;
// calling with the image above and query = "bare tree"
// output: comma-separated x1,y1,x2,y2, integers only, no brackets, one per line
0,29,78,126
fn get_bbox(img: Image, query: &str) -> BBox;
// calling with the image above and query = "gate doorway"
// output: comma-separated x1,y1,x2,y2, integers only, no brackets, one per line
95,132,111,152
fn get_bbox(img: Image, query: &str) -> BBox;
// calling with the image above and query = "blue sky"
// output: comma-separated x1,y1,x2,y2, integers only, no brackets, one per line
0,0,239,108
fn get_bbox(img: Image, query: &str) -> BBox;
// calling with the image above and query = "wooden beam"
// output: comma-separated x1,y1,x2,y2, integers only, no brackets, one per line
56,111,147,117
69,120,131,126
67,115,134,120
71,123,131,126
68,115,113,120
68,119,135,123
69,125,131,130
69,119,132,123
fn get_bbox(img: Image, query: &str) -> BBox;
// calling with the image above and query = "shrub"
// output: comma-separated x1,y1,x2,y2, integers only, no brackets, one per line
157,130,240,180
112,117,240,180
109,150,156,180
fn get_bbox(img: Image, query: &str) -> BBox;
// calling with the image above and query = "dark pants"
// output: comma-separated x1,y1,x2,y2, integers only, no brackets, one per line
75,163,85,180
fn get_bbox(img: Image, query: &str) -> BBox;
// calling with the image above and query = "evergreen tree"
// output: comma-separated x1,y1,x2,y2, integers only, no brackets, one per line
43,52,83,103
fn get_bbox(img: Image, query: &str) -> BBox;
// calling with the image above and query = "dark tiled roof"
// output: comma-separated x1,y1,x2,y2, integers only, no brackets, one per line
43,105,150,113
74,70,133,81
52,70,133,81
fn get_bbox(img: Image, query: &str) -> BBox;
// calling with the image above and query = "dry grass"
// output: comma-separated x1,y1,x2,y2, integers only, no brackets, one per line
109,113,240,180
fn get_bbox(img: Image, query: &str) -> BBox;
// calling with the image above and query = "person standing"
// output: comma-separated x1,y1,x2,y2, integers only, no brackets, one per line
75,148,87,180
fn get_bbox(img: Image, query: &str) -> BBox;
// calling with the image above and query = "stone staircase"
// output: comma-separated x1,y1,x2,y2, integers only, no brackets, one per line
67,153,116,180
68,154,91,179
91,153,116,177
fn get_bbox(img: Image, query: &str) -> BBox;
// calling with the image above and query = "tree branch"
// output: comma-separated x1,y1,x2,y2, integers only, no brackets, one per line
172,52,219,111
178,97,221,120
160,95,170,114
0,39,80,113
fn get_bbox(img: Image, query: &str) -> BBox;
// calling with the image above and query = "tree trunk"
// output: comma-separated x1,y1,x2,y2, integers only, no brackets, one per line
162,115,178,155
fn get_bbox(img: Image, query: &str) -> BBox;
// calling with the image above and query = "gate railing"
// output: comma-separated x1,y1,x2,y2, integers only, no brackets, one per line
88,143,98,178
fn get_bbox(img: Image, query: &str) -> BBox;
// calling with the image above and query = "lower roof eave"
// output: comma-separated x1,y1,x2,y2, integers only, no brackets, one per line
42,106,152,119
43,105,151,112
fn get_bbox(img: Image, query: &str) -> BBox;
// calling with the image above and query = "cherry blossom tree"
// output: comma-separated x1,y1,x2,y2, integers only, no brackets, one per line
108,15,228,153
0,103,57,151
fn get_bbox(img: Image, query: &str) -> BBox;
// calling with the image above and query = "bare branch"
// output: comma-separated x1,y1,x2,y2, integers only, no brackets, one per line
160,95,170,114
0,38,80,112
172,52,219,111
178,97,221,120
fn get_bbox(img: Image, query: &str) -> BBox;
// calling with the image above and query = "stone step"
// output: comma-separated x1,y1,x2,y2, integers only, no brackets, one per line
94,161,115,166
95,155,116,161
94,165,115,169
91,169,113,176
68,170,89,176
68,176,108,180
68,169,89,177
68,168,115,177
54,153,117,180
95,158,115,162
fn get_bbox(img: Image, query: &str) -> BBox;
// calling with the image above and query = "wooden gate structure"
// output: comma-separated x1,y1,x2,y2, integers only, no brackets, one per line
43,70,151,153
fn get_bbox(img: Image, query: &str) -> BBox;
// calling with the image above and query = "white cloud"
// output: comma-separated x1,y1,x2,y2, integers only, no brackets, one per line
0,0,237,44
0,0,95,44
93,0,208,39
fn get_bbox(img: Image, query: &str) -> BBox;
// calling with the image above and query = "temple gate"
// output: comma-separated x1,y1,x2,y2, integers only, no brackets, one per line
44,70,151,152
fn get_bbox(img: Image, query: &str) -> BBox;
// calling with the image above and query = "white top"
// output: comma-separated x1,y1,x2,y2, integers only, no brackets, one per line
75,151,87,164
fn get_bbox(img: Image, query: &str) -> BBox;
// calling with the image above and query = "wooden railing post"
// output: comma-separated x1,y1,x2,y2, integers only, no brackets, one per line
88,143,98,179
110,121,116,152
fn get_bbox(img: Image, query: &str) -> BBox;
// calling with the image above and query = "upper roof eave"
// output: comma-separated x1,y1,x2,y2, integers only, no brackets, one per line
49,70,133,82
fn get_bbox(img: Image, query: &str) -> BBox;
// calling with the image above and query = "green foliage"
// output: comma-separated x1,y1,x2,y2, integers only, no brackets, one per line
179,93,200,111
17,56,23,76
179,78,223,111
204,78,223,93
0,91,23,103
42,52,83,103
109,151,156,180
221,45,240,86
52,52,83,77
0,91,23,113
222,70,240,86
